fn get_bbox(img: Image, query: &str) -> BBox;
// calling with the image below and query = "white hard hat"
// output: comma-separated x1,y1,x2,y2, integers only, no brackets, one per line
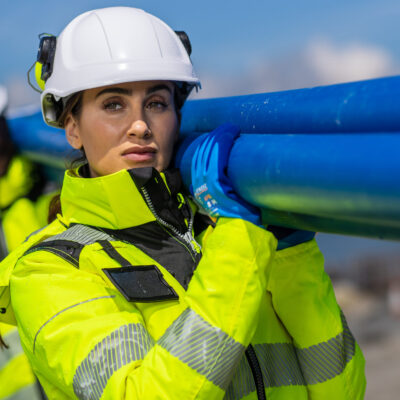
35,7,201,128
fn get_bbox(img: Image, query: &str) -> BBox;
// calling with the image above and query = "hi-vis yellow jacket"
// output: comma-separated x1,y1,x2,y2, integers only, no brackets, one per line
0,166,366,400
0,155,51,400
0,323,40,399
0,155,52,256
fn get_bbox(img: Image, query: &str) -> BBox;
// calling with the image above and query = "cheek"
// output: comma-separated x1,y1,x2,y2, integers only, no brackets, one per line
80,119,118,157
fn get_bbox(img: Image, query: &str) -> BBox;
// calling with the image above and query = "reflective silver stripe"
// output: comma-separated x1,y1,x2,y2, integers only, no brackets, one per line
296,312,356,385
73,323,154,400
224,353,255,400
42,224,115,246
224,313,356,399
0,328,23,369
255,342,305,387
225,342,305,400
158,308,245,390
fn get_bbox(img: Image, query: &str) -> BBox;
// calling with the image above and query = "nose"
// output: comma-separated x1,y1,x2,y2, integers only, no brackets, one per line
127,119,152,139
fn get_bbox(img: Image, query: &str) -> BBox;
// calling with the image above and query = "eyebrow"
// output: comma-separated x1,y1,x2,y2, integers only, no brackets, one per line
95,87,132,98
146,84,172,95
95,84,172,99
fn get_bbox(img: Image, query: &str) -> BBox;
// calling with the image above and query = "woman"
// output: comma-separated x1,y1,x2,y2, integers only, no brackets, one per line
0,7,365,400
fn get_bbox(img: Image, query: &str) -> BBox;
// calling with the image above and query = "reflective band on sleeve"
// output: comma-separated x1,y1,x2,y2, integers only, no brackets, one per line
73,323,154,400
254,342,305,387
224,353,255,400
158,308,245,390
225,342,305,399
224,313,356,399
296,312,356,385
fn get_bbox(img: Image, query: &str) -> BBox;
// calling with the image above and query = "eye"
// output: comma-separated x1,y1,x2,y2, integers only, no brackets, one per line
103,99,124,111
146,99,168,111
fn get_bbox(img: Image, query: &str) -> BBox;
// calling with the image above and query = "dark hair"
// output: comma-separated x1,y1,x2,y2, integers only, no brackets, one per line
59,92,83,128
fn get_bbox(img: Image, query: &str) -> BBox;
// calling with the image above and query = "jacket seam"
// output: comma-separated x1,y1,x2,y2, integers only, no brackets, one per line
32,295,116,354
30,247,79,268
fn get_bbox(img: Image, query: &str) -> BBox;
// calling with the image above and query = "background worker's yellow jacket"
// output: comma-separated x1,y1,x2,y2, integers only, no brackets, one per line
0,155,52,256
0,323,41,399
0,167,366,400
0,155,52,400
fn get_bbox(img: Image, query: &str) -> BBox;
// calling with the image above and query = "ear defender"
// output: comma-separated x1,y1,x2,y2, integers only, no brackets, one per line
37,35,57,82
175,31,192,56
34,62,46,91
29,35,57,92
173,30,200,104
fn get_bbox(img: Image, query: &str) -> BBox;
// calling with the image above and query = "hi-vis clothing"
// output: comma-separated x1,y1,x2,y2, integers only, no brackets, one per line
0,155,52,257
0,155,51,400
0,323,41,399
0,166,366,400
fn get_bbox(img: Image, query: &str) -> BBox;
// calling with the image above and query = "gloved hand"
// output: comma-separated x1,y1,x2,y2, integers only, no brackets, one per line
181,123,261,225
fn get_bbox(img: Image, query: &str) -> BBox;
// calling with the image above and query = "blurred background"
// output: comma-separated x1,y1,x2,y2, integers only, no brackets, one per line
1,1,400,397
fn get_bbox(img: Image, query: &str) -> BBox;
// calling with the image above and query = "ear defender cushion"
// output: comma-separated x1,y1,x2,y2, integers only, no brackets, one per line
35,62,45,90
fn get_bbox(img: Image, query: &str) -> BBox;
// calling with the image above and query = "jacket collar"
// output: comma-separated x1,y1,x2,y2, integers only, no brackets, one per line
61,167,155,229
60,166,188,230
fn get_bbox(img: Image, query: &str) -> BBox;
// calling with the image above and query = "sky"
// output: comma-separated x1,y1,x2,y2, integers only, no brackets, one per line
1,0,400,265
2,0,400,105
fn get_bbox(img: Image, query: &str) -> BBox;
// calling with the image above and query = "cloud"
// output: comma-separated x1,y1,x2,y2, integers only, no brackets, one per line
192,39,399,99
306,39,396,83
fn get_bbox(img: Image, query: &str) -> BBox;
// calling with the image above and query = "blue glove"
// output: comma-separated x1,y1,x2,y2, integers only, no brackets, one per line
184,123,261,225
175,123,315,244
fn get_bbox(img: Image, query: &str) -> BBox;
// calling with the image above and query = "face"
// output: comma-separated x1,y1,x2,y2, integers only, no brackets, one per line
64,80,179,177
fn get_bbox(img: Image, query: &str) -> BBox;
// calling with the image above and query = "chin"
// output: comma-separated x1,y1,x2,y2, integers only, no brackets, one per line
123,160,158,171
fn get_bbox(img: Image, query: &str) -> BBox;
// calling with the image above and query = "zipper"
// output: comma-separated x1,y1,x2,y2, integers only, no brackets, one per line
245,345,266,400
140,187,201,257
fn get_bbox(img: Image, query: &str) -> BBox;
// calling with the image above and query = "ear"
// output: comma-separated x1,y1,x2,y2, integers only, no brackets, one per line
64,114,82,150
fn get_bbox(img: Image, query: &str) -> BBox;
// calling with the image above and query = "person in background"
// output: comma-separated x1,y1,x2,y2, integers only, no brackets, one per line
0,7,365,399
0,86,49,399
0,86,53,257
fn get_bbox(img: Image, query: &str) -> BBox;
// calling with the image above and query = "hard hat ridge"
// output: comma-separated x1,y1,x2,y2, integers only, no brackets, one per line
32,7,201,128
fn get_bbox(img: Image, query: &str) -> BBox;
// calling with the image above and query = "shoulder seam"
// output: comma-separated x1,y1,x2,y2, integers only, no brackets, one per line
23,240,83,268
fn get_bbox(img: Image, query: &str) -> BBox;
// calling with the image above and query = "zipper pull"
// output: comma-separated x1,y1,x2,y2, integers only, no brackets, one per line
184,231,202,254
191,239,201,254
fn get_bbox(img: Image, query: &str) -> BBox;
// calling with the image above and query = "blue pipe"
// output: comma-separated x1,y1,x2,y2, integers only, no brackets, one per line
6,77,400,239
229,133,400,239
181,75,400,135
7,107,72,168
176,131,400,239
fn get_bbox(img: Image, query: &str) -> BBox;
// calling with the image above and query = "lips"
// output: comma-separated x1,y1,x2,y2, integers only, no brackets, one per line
121,146,157,162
